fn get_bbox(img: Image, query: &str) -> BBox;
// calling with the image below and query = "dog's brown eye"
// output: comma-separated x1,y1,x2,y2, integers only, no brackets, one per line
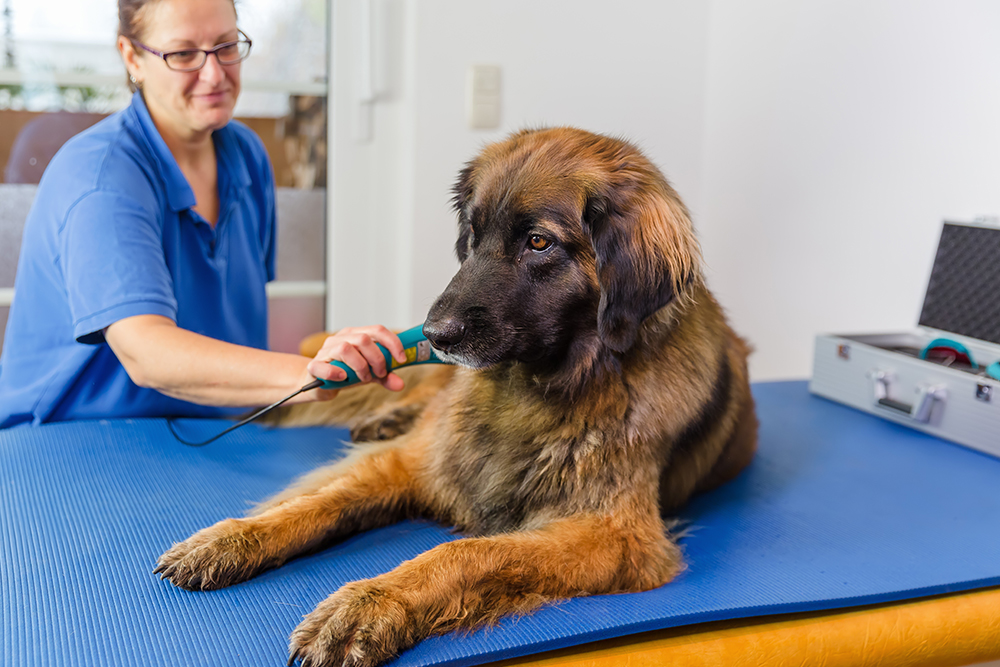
529,235,551,251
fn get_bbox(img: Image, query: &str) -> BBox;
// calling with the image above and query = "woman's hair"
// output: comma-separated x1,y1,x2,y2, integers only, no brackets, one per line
118,0,237,92
118,0,153,43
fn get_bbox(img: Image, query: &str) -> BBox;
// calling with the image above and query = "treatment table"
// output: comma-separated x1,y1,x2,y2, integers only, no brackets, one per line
2,381,999,666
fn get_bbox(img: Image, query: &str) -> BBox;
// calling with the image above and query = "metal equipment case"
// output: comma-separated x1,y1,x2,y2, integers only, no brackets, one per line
810,221,1000,458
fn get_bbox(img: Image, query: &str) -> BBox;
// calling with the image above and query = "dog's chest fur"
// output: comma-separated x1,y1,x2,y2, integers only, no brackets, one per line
419,369,657,535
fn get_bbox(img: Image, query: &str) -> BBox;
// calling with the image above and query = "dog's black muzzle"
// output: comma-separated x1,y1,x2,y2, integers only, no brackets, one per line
422,255,515,364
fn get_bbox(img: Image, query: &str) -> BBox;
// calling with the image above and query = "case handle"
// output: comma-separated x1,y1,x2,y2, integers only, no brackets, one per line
868,370,947,424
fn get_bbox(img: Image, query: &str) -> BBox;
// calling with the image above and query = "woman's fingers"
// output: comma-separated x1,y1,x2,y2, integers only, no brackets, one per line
309,326,406,386
377,372,406,392
366,326,407,365
337,326,406,367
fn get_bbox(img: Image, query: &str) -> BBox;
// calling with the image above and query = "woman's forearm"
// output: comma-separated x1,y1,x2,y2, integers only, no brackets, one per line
105,314,321,407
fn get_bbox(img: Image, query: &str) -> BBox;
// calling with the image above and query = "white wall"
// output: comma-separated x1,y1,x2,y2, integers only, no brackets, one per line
405,1,713,323
328,0,1000,381
327,0,713,328
699,0,1000,380
327,0,418,330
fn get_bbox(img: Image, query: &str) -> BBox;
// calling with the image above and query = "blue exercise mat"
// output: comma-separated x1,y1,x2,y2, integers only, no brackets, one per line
3,381,1000,666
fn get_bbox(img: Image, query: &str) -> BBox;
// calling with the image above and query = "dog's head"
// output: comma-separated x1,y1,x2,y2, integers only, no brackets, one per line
424,127,701,375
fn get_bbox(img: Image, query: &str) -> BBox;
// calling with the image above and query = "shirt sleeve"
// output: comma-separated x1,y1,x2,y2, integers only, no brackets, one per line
60,190,177,344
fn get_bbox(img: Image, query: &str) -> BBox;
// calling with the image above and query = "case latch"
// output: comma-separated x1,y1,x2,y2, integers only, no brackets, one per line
868,370,947,424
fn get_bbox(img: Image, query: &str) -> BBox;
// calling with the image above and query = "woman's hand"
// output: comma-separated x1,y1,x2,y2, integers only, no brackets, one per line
304,326,407,396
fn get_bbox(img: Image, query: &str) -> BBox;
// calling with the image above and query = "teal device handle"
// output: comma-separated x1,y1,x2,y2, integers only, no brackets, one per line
319,323,446,389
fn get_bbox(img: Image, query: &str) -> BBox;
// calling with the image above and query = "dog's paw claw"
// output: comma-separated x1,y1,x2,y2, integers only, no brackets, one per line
155,518,271,590
289,580,419,667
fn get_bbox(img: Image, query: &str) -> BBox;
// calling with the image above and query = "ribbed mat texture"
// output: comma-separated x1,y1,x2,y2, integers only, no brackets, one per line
2,381,1000,666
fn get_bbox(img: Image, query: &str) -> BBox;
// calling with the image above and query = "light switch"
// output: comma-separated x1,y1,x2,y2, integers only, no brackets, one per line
467,65,501,129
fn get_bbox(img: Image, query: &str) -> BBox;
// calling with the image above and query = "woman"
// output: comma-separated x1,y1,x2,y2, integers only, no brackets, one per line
0,0,404,428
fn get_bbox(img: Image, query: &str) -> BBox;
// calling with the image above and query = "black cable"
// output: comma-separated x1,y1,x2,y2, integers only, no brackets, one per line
166,378,324,447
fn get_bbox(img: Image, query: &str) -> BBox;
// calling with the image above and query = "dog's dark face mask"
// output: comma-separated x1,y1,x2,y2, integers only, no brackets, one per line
423,128,698,374
423,170,599,371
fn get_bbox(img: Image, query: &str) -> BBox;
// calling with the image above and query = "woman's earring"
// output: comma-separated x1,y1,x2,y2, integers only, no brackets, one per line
129,74,139,86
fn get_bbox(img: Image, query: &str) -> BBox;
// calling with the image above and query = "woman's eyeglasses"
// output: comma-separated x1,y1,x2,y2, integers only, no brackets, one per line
132,29,252,72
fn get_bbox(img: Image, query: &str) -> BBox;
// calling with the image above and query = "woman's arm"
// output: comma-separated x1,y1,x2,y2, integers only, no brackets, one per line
105,315,406,407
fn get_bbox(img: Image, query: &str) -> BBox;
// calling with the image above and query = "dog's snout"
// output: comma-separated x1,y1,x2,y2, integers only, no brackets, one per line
423,318,467,350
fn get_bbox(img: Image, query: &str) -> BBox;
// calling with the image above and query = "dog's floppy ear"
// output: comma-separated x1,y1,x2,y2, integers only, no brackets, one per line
583,176,701,353
452,163,476,262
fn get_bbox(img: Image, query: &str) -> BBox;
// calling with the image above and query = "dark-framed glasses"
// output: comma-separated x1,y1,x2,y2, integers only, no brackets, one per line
132,29,252,72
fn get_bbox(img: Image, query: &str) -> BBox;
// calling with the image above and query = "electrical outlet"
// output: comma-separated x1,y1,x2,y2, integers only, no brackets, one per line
467,65,501,129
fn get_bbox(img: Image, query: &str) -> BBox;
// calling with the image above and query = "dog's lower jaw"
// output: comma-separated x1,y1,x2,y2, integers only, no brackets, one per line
522,293,701,402
428,347,497,369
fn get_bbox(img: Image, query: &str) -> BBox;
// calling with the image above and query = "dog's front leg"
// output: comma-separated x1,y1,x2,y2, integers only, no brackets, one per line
288,510,682,667
156,445,418,590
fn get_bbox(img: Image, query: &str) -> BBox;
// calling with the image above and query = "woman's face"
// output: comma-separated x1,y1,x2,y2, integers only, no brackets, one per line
121,0,241,141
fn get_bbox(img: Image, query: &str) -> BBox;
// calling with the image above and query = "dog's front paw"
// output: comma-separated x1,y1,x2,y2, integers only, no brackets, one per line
288,580,419,667
154,518,273,590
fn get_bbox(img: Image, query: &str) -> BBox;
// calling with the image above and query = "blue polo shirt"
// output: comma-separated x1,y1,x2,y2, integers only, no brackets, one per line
0,92,276,428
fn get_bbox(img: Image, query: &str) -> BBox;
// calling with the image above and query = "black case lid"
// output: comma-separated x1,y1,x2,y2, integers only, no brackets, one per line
918,221,1000,345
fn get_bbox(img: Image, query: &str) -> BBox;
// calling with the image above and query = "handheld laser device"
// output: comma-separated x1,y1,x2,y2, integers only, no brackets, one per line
167,323,448,447
320,323,446,389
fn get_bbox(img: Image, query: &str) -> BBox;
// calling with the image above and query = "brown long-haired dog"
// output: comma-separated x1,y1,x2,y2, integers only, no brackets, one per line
156,127,758,667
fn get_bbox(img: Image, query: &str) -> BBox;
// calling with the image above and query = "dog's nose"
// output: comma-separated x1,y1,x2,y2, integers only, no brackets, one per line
423,318,467,350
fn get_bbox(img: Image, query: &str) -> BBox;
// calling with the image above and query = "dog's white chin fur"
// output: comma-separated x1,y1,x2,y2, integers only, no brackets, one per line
430,348,494,370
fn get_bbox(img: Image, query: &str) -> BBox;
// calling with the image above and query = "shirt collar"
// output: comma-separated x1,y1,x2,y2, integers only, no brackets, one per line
126,91,196,213
125,92,253,212
212,123,253,196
